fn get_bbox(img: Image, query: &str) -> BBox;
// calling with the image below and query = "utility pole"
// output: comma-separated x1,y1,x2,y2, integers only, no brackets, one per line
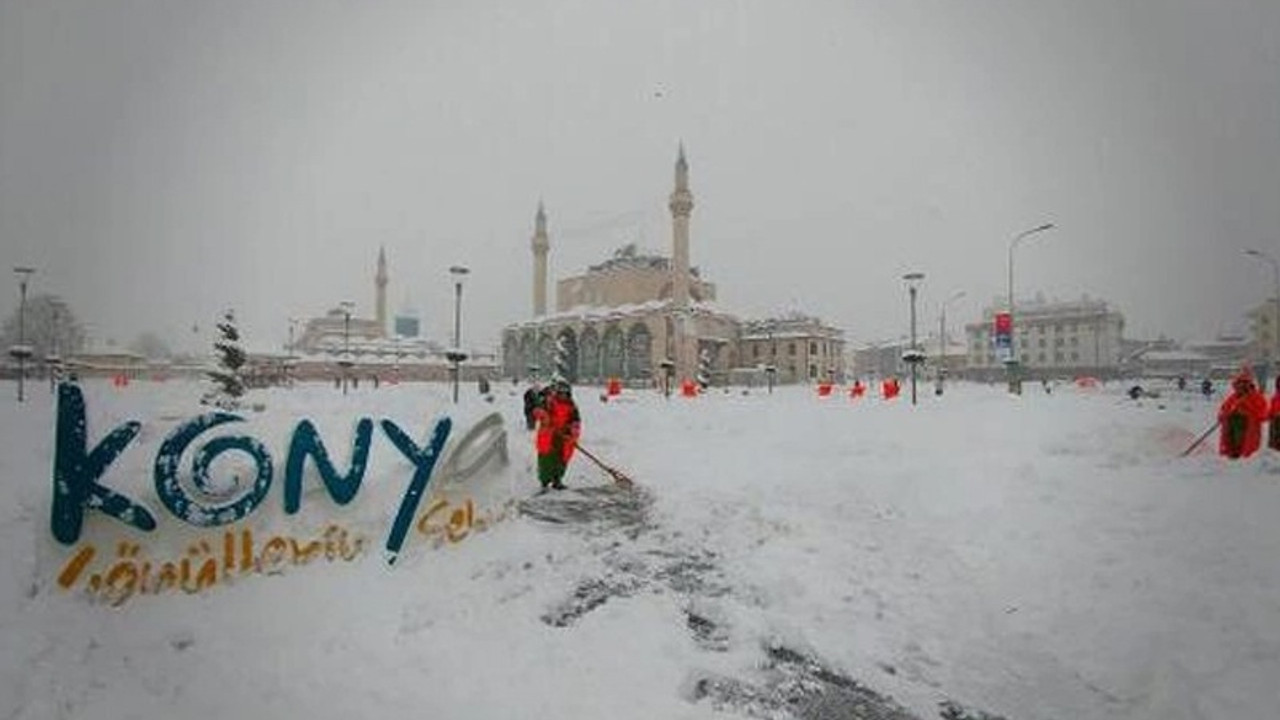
903,272,926,405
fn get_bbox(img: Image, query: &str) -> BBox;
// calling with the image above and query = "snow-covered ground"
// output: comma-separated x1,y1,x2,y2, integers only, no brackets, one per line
1,378,1278,719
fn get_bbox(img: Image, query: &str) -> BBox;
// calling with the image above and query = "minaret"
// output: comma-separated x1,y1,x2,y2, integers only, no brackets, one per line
669,143,694,308
532,201,549,317
375,245,388,337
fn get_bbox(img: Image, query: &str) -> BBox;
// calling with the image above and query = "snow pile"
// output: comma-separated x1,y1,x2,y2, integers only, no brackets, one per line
1,379,1277,719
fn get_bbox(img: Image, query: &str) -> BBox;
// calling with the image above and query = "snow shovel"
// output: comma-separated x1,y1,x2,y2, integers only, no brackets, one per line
575,444,634,486
1180,419,1221,457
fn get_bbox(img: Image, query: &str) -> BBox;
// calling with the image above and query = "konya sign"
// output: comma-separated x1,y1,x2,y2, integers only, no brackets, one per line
46,382,516,607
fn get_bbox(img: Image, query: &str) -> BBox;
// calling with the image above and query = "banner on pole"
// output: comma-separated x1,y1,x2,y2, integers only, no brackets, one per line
994,312,1013,363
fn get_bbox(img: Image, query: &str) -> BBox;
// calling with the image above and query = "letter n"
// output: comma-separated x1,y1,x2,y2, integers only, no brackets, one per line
283,419,374,514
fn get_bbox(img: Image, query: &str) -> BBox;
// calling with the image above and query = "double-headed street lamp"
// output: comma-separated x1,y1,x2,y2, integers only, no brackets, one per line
1245,248,1280,382
9,267,35,403
339,301,354,395
937,290,966,395
46,304,61,393
902,272,926,405
1006,223,1056,394
447,265,470,404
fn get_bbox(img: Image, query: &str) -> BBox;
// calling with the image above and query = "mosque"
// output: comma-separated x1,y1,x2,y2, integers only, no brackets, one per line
286,247,497,383
501,147,845,387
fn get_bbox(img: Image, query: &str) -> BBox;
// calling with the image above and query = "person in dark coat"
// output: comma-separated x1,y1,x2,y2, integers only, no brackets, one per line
1269,376,1280,452
522,382,544,431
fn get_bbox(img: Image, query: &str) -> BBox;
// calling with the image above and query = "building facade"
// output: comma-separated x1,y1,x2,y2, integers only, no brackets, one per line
964,296,1125,380
1247,298,1278,367
290,247,496,382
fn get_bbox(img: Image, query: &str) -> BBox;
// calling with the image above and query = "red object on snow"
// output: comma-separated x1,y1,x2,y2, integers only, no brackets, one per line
817,382,833,397
849,380,866,398
882,377,900,400
680,379,698,397
1218,367,1269,459
607,377,622,396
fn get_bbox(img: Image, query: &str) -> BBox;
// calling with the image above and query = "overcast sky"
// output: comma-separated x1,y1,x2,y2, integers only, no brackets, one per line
2,0,1277,354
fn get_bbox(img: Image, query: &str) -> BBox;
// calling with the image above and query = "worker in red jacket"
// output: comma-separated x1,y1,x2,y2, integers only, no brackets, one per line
533,381,581,489
882,377,900,400
849,379,866,399
1218,368,1269,459
1269,376,1280,451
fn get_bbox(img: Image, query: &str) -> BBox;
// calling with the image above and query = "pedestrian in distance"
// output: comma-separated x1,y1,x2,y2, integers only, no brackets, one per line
1269,376,1280,452
1218,368,1268,459
533,381,581,490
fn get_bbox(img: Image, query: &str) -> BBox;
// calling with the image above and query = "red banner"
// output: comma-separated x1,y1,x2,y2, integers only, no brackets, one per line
994,312,1012,335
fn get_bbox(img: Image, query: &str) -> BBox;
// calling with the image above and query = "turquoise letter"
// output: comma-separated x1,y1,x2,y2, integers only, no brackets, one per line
50,382,156,545
380,417,451,564
283,418,374,513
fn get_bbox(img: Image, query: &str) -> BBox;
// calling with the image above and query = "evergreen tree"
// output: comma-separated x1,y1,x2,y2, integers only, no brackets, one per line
202,310,246,407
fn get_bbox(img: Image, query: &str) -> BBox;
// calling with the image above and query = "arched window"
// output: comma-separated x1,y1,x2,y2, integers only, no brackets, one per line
625,323,653,380
601,325,624,379
579,327,600,383
555,328,579,383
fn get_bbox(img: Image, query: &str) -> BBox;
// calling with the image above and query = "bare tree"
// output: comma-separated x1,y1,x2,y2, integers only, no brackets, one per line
0,294,86,361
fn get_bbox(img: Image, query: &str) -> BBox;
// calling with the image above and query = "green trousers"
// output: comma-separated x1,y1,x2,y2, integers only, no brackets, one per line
538,448,567,487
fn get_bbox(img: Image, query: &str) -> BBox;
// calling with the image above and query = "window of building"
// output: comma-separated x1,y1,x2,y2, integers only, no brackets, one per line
789,343,796,356
1070,337,1078,346
1055,338,1064,347
1038,352,1046,362
1038,326,1045,334
753,345,759,359
809,365,818,379
1071,351,1079,361
1055,352,1064,362
810,341,817,355
1055,323,1063,333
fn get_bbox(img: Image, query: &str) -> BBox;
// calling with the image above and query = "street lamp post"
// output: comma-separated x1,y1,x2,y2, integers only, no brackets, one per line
937,290,966,395
339,301,354,395
902,273,926,405
447,265,470,404
765,327,777,394
285,318,301,388
1006,223,1055,394
10,267,35,403
46,304,61,393
1245,249,1280,385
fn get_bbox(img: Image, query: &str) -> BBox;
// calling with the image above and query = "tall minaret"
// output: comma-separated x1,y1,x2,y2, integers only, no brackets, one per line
532,201,549,317
375,245,388,337
669,143,695,308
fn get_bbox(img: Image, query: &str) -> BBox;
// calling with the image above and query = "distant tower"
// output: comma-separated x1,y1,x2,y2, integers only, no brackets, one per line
375,246,388,337
669,143,694,308
532,201,550,317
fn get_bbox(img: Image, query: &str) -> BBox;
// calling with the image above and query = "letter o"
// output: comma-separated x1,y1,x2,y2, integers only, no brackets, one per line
155,413,274,527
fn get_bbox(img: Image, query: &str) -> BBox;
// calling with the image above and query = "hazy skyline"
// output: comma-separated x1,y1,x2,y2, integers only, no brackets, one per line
2,0,1278,355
